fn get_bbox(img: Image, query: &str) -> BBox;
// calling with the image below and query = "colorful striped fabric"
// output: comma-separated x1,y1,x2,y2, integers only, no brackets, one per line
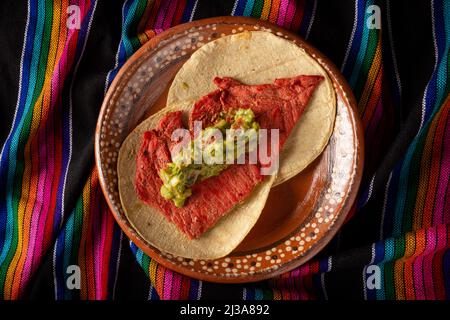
0,0,99,299
0,0,448,300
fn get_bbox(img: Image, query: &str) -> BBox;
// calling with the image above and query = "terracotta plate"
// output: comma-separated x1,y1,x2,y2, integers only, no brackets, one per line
95,17,364,283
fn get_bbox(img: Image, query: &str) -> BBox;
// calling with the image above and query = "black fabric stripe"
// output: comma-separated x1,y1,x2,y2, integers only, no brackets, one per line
201,281,247,300
390,0,434,123
323,246,373,299
26,247,57,300
0,0,27,146
191,0,237,20
307,0,356,68
323,266,366,299
114,238,151,300
63,0,125,216
339,191,386,250
82,2,155,299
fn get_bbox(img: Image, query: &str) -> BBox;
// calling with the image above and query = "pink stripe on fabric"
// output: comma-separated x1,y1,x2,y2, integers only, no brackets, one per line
162,0,178,30
284,0,296,29
95,195,108,299
163,270,174,300
298,263,310,300
277,0,289,27
172,272,182,299
290,268,301,300
289,272,298,300
433,112,450,225
91,186,100,298
35,112,53,264
155,0,171,30
423,228,438,299
20,129,47,288
100,204,108,298
33,45,64,263
433,225,449,297
286,268,300,300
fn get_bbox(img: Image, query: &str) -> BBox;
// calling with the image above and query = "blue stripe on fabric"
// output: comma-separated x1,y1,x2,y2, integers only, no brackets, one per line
342,0,365,79
319,257,328,272
254,288,263,300
243,0,255,16
299,0,313,36
424,0,450,120
434,0,450,110
130,241,138,255
316,257,331,300
55,229,66,300
392,153,416,237
150,285,160,300
376,238,394,300
182,0,196,22
136,246,144,263
444,248,450,299
349,0,374,88
356,180,371,210
247,287,255,300
233,0,247,16
374,237,386,264
368,242,384,300
382,163,401,238
62,214,75,300
106,0,137,87
119,0,139,64
188,279,199,300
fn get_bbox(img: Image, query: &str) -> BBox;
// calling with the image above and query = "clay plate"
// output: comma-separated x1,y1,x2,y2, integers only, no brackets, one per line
95,17,364,283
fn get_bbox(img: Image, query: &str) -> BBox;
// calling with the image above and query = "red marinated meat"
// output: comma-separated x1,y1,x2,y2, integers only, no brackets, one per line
191,75,324,150
135,75,323,239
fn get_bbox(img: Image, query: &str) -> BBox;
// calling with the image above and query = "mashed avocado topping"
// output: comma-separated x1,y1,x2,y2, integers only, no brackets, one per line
159,108,259,207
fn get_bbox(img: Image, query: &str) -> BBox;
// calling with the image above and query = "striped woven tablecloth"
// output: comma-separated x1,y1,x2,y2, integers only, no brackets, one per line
0,0,448,300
